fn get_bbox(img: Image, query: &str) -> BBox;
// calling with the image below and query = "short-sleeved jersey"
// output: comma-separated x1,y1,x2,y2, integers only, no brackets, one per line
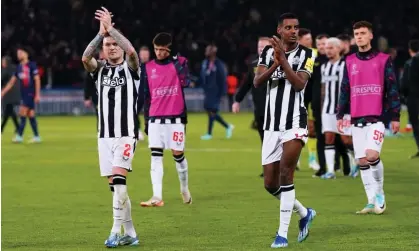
258,44,316,131
93,60,140,138
320,58,345,115
15,61,39,96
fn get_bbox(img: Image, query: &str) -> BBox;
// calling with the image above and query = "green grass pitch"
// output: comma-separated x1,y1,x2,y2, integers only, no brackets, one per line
1,113,418,251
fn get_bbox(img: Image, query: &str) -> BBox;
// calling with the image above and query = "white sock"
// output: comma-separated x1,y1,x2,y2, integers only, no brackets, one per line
278,184,295,239
359,166,376,205
111,175,128,234
174,153,189,193
122,197,137,237
370,158,384,195
325,145,335,173
293,199,308,218
151,153,164,199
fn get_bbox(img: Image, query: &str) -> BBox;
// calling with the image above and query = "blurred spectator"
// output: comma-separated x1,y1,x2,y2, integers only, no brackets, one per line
298,28,313,48
226,71,238,112
403,40,419,158
199,44,233,140
1,56,20,133
139,46,151,64
1,0,418,88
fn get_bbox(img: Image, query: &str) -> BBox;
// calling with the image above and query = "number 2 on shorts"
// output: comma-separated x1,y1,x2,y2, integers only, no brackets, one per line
123,143,131,158
373,130,384,143
173,131,184,143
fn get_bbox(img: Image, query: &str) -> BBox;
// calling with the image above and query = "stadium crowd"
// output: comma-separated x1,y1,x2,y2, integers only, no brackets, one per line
2,0,419,87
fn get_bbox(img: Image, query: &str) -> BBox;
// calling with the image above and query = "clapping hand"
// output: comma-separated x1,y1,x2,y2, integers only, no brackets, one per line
95,7,114,31
270,35,286,66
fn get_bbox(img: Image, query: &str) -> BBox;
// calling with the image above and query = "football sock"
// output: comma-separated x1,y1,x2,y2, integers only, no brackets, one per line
214,113,229,128
17,116,27,136
359,165,376,204
207,113,215,135
151,148,164,199
325,144,335,173
293,199,308,218
369,158,384,194
173,153,189,193
111,175,127,234
29,117,39,137
278,184,295,239
123,197,137,237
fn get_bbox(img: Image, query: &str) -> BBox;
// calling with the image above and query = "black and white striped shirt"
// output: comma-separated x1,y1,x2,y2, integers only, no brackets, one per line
258,44,316,131
320,58,345,114
93,60,140,138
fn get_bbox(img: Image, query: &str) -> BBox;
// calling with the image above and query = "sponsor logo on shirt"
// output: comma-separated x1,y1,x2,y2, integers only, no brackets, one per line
101,76,126,87
152,86,179,98
351,85,382,97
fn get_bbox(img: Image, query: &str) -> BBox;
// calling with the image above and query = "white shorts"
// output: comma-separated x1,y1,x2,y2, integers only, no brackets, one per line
351,122,385,159
98,137,137,177
261,128,308,165
322,113,352,136
148,122,185,151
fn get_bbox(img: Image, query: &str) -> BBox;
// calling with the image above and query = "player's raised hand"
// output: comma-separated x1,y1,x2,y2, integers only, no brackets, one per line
270,36,285,66
270,37,281,66
95,7,113,30
390,121,400,134
99,20,115,36
337,119,344,134
272,36,286,62
99,21,107,36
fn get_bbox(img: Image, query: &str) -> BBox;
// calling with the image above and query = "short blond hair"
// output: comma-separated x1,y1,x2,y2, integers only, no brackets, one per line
326,37,342,48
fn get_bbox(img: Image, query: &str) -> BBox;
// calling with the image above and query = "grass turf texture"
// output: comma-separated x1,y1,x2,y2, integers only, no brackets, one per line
2,113,418,250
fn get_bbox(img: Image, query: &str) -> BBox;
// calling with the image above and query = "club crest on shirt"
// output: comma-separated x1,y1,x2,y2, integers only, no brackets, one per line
151,68,158,79
18,72,26,79
292,56,300,65
351,64,359,75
